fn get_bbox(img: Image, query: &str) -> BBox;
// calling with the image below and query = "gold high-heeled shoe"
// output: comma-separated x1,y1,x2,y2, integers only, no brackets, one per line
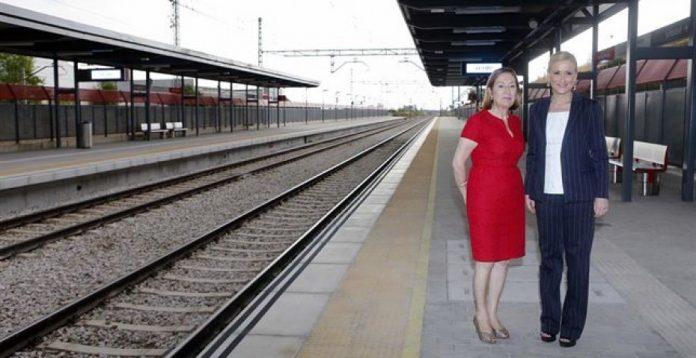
493,326,510,339
473,317,496,344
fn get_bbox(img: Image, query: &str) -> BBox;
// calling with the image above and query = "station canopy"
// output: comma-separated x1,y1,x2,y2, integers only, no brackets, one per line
397,0,627,86
0,3,319,88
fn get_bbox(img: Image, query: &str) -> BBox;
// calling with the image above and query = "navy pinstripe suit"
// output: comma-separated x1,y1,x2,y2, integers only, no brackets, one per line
525,93,608,340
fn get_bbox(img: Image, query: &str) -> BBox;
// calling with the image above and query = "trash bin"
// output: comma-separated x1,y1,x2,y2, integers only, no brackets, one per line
78,121,92,148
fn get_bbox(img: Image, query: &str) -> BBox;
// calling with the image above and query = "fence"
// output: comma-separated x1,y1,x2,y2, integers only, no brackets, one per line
596,87,686,165
0,84,389,146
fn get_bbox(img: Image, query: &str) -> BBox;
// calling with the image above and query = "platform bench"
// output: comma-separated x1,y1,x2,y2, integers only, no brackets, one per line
608,140,668,196
140,122,169,139
165,122,188,137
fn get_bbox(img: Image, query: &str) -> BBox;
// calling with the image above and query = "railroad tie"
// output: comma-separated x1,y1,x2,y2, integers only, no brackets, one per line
114,302,216,313
194,254,274,262
81,319,195,332
235,231,297,238
45,342,167,357
138,287,233,298
210,246,284,254
162,274,248,284
177,264,258,273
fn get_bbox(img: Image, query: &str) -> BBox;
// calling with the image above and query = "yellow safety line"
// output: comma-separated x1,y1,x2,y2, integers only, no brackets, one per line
401,117,439,358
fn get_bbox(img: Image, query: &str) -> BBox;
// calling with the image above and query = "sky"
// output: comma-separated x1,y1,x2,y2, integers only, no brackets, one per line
0,0,691,110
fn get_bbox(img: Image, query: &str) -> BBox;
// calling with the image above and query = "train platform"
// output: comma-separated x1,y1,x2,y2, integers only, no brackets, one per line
0,116,397,217
218,116,696,358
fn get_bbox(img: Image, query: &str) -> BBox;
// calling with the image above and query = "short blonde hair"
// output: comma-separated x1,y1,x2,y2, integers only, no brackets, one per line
548,51,578,73
482,67,520,110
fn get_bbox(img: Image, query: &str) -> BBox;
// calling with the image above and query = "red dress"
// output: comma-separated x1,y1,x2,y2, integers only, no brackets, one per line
460,110,525,262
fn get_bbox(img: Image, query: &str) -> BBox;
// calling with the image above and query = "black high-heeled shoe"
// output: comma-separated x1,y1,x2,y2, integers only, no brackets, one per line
540,331,556,343
559,337,576,347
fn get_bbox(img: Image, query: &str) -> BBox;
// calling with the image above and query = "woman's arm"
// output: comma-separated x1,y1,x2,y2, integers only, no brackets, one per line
588,101,609,199
525,107,537,213
452,137,477,203
588,100,609,217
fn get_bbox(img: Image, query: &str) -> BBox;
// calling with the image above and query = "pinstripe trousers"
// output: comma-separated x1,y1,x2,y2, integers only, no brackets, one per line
536,194,595,340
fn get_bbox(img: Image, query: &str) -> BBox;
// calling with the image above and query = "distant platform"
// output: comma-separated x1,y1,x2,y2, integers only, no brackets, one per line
0,116,399,218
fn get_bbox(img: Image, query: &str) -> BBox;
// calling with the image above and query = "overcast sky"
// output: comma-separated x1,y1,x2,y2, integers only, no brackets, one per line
0,0,691,109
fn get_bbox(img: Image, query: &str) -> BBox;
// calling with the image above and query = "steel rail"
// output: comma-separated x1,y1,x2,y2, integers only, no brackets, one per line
189,117,434,358
0,121,405,259
0,120,401,232
0,117,430,357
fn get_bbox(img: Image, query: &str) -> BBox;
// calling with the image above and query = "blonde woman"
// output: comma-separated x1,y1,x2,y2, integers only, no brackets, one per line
525,51,609,348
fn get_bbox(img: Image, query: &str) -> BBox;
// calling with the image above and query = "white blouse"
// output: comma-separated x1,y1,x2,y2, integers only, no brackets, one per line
544,111,570,194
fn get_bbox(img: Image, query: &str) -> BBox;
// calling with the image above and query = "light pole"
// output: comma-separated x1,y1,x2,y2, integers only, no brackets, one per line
346,92,353,120
335,91,340,120
321,88,327,122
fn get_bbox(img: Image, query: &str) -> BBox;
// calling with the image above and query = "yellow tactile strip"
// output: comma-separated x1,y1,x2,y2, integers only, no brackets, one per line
298,119,440,358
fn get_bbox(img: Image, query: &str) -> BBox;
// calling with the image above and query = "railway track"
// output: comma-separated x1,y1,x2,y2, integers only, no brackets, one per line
0,120,405,259
0,117,432,357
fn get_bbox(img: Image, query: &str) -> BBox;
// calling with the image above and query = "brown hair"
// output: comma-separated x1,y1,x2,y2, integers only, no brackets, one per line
482,67,520,110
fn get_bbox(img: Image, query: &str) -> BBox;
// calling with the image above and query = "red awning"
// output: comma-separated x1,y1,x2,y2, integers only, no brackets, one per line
607,60,646,89
637,59,676,84
596,66,620,90
607,64,626,89
667,59,687,80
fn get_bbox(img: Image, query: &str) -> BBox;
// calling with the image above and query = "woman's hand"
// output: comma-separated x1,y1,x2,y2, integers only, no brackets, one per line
452,138,476,206
458,183,467,204
525,195,536,214
594,198,609,217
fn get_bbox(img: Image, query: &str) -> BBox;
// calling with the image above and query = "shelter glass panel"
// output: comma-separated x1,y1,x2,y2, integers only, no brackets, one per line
664,87,686,165
615,94,627,140
604,95,618,137
645,90,663,143
635,92,647,141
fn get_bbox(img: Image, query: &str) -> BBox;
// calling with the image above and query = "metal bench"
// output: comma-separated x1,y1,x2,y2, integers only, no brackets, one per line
165,122,188,137
608,140,668,196
140,122,169,139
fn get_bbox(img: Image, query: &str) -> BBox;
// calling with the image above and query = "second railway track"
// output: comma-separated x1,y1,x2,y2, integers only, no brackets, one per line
0,119,406,259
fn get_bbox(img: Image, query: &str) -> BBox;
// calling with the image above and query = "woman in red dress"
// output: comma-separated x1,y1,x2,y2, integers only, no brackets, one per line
452,67,525,344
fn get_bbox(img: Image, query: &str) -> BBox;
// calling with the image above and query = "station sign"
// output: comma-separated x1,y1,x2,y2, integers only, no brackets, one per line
462,62,502,75
76,67,125,82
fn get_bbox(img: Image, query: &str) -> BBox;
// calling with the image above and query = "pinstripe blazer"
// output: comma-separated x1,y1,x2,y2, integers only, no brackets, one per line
525,93,609,202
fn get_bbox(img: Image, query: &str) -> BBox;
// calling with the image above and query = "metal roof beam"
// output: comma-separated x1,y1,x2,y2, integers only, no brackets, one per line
408,13,531,29
412,29,526,43
636,46,695,59
400,0,580,8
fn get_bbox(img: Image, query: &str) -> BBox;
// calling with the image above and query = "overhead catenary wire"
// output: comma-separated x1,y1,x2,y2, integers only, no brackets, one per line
46,0,130,27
